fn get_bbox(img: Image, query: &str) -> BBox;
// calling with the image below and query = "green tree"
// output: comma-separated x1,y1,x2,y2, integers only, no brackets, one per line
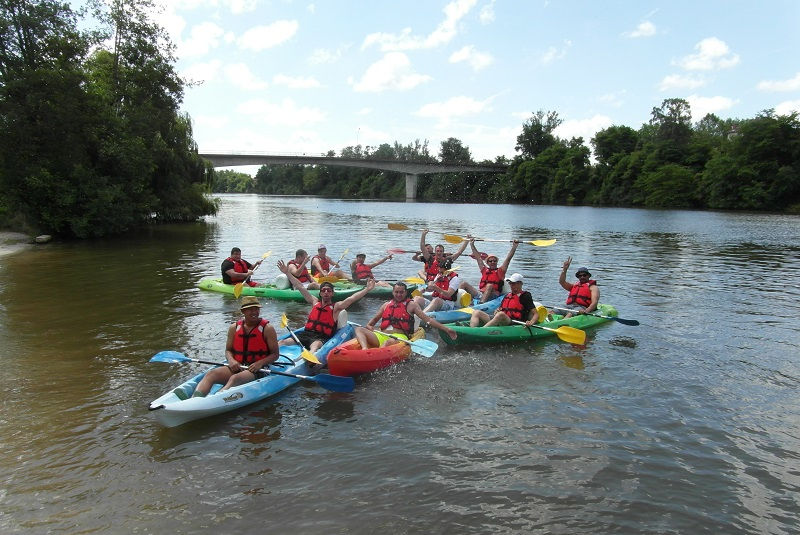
515,110,561,159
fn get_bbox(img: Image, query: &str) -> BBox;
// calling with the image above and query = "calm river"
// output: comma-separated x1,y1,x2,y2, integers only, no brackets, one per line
1,194,798,534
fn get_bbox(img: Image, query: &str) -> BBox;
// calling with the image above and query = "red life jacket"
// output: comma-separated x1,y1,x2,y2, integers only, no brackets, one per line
432,272,458,301
380,298,413,335
232,318,271,364
305,302,337,337
566,280,596,307
223,257,255,286
424,257,440,282
355,262,374,280
310,255,331,276
479,267,504,292
288,259,311,282
500,292,526,320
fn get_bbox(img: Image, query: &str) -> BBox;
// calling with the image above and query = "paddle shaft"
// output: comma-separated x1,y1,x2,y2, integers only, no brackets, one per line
550,306,639,326
511,319,587,344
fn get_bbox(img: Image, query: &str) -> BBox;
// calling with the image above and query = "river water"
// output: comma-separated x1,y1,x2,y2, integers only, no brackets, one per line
1,194,798,534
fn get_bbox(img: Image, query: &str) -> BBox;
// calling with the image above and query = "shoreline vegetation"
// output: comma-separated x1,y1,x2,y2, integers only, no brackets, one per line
3,3,799,244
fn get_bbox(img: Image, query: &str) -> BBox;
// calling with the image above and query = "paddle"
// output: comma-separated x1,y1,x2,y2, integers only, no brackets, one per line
347,321,438,357
149,351,354,392
279,314,322,364
459,307,586,344
233,251,272,298
387,248,419,255
444,235,557,247
549,306,640,326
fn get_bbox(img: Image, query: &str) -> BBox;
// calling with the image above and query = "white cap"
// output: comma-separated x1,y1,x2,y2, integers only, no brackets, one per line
506,273,524,283
318,244,326,250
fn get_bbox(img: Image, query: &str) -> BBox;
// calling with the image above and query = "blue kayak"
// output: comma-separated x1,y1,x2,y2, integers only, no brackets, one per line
426,294,505,324
148,325,354,427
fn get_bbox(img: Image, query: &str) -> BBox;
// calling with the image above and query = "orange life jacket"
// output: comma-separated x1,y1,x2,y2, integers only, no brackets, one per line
500,292,526,320
310,255,331,276
380,298,413,335
288,259,311,282
479,266,504,292
355,262,374,280
232,318,271,364
566,280,596,307
432,272,458,301
305,302,337,337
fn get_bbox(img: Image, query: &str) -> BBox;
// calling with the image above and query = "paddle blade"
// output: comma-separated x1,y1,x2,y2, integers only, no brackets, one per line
280,313,288,329
610,316,640,326
233,283,244,298
301,348,321,365
443,234,464,244
262,251,272,259
536,305,549,323
410,339,438,357
388,223,410,231
404,276,425,284
555,325,586,345
529,239,557,247
313,374,355,392
459,292,472,307
150,351,191,363
411,289,422,297
387,248,408,254
459,307,475,314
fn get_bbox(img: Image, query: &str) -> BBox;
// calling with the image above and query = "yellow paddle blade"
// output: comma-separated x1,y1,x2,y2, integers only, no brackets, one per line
233,283,243,298
443,234,464,244
404,276,425,284
300,348,321,365
388,223,411,231
337,248,349,263
262,250,272,258
536,305,549,323
444,266,461,274
411,289,422,297
315,275,341,283
554,325,586,345
460,307,475,314
280,313,288,329
459,292,472,307
529,239,557,247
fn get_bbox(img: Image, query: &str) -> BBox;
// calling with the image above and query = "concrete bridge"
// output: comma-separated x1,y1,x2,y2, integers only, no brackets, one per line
199,152,508,200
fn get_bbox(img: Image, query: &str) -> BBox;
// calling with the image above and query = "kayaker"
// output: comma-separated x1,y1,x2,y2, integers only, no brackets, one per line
310,244,351,281
469,273,538,327
355,282,458,347
555,257,599,318
414,258,462,313
350,252,393,287
459,238,520,303
221,247,263,286
277,260,375,353
180,296,279,399
287,249,320,290
417,229,468,282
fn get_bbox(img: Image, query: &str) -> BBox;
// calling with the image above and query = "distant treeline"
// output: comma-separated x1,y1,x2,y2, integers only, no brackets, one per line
214,101,800,214
0,0,216,238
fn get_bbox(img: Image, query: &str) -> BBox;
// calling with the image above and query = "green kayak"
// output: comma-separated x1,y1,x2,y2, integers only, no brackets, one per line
197,277,416,302
437,304,619,345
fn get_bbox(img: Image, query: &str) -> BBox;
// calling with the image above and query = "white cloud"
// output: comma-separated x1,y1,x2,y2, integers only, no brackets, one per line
415,95,493,126
226,0,258,14
308,45,350,65
178,21,226,57
236,98,326,126
361,0,477,51
625,21,656,38
659,74,706,91
757,72,800,92
180,59,223,84
775,100,800,115
687,94,736,118
351,52,432,92
357,108,372,115
597,91,627,108
223,63,269,90
480,0,496,24
238,20,299,51
554,115,614,143
540,40,571,65
675,37,739,71
272,74,322,89
449,45,494,71
307,3,316,14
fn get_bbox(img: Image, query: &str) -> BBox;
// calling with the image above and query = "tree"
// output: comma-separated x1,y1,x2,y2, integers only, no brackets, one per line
515,110,562,159
439,137,472,164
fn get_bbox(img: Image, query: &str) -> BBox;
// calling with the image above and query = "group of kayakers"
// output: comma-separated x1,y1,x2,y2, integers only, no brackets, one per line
192,233,600,399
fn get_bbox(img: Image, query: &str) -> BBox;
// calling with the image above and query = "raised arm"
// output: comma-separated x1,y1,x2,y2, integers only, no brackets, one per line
558,256,573,291
420,229,432,262
337,279,376,310
368,254,393,269
449,239,468,262
500,240,520,273
470,239,486,270
277,260,317,305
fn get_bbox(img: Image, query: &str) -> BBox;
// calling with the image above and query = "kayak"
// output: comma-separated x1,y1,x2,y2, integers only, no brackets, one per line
148,324,354,427
425,294,505,324
437,304,618,345
197,277,364,302
327,327,425,377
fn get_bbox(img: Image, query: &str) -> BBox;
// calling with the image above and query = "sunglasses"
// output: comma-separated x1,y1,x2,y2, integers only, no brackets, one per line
577,273,590,277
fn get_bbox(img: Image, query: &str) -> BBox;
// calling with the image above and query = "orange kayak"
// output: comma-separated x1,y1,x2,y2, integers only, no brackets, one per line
327,328,425,376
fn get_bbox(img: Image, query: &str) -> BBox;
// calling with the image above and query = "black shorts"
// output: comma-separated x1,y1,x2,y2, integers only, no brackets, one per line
295,330,332,348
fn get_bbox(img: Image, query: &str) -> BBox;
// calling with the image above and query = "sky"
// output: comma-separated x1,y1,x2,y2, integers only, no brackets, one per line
150,0,800,169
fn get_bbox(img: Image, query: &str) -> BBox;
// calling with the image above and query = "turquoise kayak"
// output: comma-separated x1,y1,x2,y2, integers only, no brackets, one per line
197,277,415,302
437,304,618,345
148,324,354,427
425,294,505,324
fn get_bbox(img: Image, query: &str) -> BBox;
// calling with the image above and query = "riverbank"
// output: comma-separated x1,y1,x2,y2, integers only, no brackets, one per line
0,231,31,257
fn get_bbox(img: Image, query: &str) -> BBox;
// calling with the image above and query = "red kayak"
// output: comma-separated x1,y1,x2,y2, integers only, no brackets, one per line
327,328,425,376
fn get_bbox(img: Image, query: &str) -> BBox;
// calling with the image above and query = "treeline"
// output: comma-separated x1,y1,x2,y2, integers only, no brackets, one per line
223,100,800,213
0,0,216,238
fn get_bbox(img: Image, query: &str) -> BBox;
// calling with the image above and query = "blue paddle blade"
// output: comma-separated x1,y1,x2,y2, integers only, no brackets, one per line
313,374,355,392
149,351,191,363
410,339,438,358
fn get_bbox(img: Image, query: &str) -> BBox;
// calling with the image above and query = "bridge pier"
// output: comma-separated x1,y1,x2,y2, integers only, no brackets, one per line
405,173,418,200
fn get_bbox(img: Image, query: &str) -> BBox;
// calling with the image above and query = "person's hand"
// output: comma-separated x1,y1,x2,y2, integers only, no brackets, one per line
247,362,263,374
562,256,572,270
445,327,457,339
366,278,376,290
227,362,242,373
513,239,520,244
387,254,393,260
246,269,254,277
365,323,375,331
276,260,287,274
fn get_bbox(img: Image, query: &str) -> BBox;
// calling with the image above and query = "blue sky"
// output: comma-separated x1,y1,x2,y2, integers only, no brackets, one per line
154,0,800,165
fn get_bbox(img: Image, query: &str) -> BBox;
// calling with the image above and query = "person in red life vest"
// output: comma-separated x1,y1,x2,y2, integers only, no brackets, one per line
287,249,320,290
350,252,393,287
179,296,279,399
556,257,599,318
310,244,351,281
414,258,462,313
221,247,263,286
459,238,520,303
354,282,457,348
417,229,468,282
277,260,375,354
469,273,538,327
